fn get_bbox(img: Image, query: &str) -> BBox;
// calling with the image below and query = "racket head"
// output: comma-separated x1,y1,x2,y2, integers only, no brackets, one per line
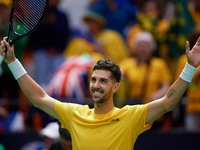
9,0,49,45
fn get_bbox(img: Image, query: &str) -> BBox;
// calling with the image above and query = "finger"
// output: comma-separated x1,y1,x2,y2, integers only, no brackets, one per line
0,40,5,50
3,39,10,47
1,40,4,46
0,43,5,55
185,41,190,54
3,37,8,42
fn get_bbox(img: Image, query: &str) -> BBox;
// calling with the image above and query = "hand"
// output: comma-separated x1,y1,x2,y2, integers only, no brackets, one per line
186,37,200,68
0,37,16,64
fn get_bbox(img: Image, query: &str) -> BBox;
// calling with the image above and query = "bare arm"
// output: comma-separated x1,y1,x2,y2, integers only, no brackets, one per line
0,38,59,120
146,78,188,124
146,39,200,124
17,74,59,120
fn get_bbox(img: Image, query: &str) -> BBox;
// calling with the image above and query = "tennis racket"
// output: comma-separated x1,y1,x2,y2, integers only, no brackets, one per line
0,0,49,64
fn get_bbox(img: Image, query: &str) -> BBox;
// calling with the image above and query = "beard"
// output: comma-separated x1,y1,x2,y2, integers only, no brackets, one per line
91,88,112,104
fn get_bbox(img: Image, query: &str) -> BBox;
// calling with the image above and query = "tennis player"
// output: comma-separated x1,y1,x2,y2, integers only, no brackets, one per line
1,36,200,149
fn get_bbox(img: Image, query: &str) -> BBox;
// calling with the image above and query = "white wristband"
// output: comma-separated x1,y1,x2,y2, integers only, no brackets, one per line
8,59,27,80
180,62,197,82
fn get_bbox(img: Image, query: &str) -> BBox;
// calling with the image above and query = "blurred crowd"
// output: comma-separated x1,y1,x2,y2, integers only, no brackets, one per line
1,0,200,138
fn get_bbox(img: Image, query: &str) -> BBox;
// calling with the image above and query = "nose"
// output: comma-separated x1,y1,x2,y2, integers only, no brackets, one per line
93,80,100,89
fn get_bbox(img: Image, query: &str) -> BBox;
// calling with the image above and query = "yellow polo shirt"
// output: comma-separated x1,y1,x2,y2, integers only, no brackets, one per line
55,101,152,150
118,57,172,103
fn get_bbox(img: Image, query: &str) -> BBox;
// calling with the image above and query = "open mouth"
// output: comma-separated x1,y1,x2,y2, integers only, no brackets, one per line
92,89,104,97
94,91,101,94
93,91,100,97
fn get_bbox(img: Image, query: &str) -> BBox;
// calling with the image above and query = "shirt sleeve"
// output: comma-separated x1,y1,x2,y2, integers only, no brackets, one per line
129,104,152,135
55,101,80,130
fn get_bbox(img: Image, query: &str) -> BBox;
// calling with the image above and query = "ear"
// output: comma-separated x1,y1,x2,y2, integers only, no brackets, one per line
112,83,119,93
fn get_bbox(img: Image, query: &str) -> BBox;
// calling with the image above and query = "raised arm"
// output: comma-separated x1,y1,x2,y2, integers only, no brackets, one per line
146,38,200,124
0,38,59,120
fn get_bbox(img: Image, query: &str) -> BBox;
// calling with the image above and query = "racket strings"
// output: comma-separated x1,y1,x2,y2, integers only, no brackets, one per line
13,0,47,35
16,1,40,27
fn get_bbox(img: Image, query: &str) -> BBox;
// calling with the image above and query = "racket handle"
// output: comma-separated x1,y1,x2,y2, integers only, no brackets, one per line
0,55,5,64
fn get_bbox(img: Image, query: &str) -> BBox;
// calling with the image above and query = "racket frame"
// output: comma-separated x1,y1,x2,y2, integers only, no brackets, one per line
0,0,48,64
8,0,49,46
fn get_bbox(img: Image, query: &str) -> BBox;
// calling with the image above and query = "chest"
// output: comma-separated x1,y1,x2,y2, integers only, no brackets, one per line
70,116,134,150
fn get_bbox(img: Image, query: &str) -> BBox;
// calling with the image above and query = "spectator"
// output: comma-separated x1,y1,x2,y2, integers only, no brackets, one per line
49,122,72,150
39,122,60,149
64,10,129,64
117,32,172,129
127,0,170,57
118,32,172,104
20,122,59,150
88,0,137,39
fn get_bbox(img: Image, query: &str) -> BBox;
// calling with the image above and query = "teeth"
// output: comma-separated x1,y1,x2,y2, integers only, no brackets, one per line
94,92,101,94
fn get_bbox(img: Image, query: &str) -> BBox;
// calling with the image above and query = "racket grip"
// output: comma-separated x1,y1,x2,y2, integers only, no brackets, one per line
0,55,5,64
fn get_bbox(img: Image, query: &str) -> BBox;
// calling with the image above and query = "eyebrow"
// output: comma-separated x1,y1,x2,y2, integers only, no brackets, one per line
91,76,109,82
100,78,109,82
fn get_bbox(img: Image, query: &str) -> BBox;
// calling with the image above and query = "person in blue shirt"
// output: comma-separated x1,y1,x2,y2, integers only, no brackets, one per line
89,0,138,39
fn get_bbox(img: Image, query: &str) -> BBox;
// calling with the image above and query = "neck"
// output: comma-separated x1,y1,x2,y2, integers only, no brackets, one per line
94,99,115,114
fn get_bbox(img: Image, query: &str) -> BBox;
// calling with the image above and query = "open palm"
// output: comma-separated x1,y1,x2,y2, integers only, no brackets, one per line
186,37,200,68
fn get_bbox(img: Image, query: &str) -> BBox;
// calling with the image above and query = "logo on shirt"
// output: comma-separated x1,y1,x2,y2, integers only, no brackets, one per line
109,118,119,122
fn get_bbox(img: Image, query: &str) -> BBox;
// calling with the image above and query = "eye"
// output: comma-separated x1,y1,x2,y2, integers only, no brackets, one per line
91,77,96,82
100,79,107,83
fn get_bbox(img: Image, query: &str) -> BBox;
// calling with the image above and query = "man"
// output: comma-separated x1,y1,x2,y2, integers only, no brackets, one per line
49,122,72,150
0,36,200,149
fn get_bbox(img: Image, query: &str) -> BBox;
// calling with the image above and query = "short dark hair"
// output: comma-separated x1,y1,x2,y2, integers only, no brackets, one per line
93,59,121,83
58,122,71,141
